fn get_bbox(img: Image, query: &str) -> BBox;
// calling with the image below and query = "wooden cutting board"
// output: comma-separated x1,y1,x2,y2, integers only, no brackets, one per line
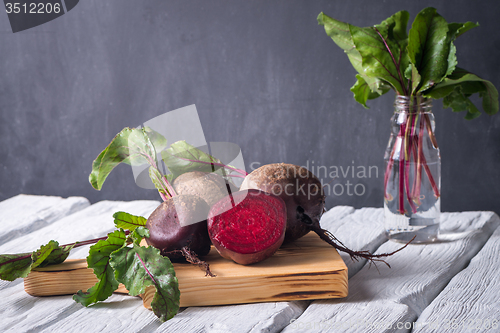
24,232,348,307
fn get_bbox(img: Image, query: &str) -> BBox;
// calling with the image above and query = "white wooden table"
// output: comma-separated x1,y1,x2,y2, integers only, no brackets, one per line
1,194,499,333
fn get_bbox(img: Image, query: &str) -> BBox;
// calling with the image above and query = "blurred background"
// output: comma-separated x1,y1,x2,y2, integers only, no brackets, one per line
1,0,499,213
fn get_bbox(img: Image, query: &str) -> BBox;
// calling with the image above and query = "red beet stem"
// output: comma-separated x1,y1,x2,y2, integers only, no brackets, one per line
162,175,177,198
422,153,440,199
384,142,397,200
61,234,117,249
398,121,406,215
425,114,439,149
409,112,419,201
404,115,417,213
171,156,248,177
424,114,440,198
412,115,425,204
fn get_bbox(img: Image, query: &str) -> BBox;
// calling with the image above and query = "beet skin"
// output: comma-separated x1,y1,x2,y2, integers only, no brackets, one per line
240,163,326,243
172,171,230,207
146,194,211,260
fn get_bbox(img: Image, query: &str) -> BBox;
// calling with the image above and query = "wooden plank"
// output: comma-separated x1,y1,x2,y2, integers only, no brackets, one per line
1,281,154,333
0,194,90,246
320,207,388,279
144,206,356,333
16,204,498,333
0,200,158,254
156,206,392,333
157,231,347,306
33,205,356,333
281,211,500,333
413,225,500,333
0,200,160,332
25,259,127,297
143,206,394,333
314,205,355,230
153,301,310,333
25,231,348,307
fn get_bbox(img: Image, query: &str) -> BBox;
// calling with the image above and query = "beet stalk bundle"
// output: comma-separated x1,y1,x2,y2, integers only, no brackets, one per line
384,96,440,216
318,8,498,242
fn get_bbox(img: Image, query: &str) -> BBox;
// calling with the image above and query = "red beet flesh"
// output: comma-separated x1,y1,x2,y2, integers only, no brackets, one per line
208,189,287,265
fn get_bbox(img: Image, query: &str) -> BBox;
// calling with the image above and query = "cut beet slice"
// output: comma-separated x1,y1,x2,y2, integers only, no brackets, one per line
208,189,287,265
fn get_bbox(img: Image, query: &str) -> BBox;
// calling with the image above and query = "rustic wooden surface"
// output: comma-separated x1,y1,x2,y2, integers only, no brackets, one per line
24,231,348,307
413,221,500,333
0,194,499,332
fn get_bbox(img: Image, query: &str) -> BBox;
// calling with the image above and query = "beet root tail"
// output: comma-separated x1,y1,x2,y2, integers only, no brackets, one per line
165,246,216,277
307,222,414,268
180,246,216,277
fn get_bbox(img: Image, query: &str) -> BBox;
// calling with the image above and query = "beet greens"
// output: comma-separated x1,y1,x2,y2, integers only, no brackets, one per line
318,7,498,216
0,211,180,322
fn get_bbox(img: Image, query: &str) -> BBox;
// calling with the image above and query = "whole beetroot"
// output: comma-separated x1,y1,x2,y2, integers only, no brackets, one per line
172,171,230,207
240,163,412,264
240,163,325,243
145,194,215,275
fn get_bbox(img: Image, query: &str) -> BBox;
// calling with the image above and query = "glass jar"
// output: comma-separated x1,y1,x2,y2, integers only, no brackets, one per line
384,95,441,243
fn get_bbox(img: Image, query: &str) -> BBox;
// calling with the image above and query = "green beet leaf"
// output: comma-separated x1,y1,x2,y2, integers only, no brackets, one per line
444,42,457,80
442,86,481,119
349,10,411,95
0,240,74,281
425,67,499,116
32,240,74,268
89,127,160,190
442,22,478,83
0,253,32,281
113,211,147,232
161,140,223,181
317,12,356,54
350,74,391,108
448,21,479,39
318,7,497,120
317,12,396,105
89,126,175,198
73,229,127,307
316,12,368,78
130,226,150,246
143,126,168,153
31,241,58,268
110,244,180,322
407,7,450,94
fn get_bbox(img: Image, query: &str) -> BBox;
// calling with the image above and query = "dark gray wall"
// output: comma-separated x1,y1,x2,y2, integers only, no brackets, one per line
1,0,499,214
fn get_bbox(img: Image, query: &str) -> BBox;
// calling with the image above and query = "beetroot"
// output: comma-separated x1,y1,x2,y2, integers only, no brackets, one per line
240,163,325,243
208,189,287,265
173,171,230,207
240,163,412,265
145,194,215,275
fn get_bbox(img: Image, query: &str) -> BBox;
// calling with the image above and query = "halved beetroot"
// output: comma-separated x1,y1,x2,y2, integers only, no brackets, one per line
208,189,287,265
